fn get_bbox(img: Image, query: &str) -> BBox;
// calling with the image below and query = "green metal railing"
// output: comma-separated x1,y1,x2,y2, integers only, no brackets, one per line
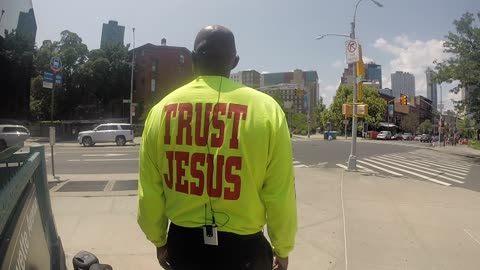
0,144,66,270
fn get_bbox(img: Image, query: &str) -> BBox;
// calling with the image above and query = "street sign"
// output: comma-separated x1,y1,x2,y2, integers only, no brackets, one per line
123,99,131,103
388,104,394,117
43,72,54,83
50,57,62,73
42,81,53,89
345,39,359,64
55,74,63,84
342,103,368,117
303,95,309,110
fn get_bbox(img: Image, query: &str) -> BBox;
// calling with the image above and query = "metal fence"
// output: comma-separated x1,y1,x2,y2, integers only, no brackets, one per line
0,145,66,270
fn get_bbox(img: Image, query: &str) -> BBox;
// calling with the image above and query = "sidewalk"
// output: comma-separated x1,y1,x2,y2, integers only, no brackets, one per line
429,143,480,159
50,168,480,269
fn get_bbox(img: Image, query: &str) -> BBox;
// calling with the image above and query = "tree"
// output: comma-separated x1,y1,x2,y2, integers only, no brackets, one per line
435,12,480,120
324,85,386,133
417,119,433,134
291,113,307,133
313,96,326,130
400,113,419,133
458,117,475,139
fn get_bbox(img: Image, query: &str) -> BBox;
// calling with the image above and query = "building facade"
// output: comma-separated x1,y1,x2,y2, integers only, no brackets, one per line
230,70,261,88
365,63,382,89
101,20,125,49
391,71,415,98
132,43,193,121
0,1,37,122
261,69,319,115
426,68,438,112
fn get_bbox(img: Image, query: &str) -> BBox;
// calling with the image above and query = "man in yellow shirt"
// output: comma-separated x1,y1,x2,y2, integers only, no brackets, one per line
138,25,297,270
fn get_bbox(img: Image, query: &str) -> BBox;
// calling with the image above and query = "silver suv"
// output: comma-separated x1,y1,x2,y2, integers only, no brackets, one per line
77,123,134,147
0,125,31,151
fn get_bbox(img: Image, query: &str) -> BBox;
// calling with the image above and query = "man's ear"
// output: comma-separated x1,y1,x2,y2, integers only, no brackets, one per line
232,55,239,70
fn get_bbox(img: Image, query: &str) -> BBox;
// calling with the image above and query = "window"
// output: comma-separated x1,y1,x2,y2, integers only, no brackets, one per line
95,125,108,131
151,79,156,92
107,125,118,130
179,54,185,64
120,124,133,130
2,127,29,133
152,61,157,72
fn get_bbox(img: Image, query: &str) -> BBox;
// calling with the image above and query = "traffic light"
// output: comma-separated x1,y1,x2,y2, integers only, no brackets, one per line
400,95,408,105
295,88,304,96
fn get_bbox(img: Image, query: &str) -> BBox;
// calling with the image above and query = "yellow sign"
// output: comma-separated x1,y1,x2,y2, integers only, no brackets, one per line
342,103,368,118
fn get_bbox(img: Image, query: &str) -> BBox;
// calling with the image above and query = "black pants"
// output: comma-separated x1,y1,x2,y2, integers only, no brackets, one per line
167,223,273,270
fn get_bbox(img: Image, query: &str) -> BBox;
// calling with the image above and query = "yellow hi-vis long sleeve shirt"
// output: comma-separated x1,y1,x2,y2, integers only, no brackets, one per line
138,75,297,257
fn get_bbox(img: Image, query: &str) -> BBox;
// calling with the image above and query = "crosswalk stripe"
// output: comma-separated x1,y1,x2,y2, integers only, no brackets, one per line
369,157,464,184
383,152,471,170
356,165,376,173
293,161,301,164
406,153,471,168
357,161,404,176
363,158,451,186
336,164,348,170
382,154,469,175
294,164,309,168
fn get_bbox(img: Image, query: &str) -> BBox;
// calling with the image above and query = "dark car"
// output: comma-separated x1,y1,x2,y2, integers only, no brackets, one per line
420,134,432,142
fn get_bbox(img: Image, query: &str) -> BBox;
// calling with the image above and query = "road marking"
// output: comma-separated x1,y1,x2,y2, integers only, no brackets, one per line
383,154,469,175
82,153,129,157
362,158,451,186
357,161,404,176
336,164,348,170
464,229,480,247
409,153,471,168
356,164,376,173
369,157,464,184
67,158,139,162
293,161,301,164
294,164,309,168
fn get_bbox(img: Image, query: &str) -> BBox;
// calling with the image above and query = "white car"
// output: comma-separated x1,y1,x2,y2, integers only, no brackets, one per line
0,125,31,151
376,131,392,140
77,123,134,147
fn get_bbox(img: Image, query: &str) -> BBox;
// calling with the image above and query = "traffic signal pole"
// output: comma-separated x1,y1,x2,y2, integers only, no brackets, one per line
347,21,358,171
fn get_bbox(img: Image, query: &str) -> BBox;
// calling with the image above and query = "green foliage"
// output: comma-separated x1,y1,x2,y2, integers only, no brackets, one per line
417,119,433,134
468,140,480,150
458,117,475,139
291,113,307,133
313,96,326,129
400,113,420,133
31,31,130,120
435,12,480,120
323,85,386,132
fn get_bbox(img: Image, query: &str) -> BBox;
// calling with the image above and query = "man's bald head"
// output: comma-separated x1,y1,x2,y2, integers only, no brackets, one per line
192,25,239,77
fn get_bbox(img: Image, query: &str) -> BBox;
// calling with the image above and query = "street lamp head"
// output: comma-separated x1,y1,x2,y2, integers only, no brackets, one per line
315,35,326,40
370,0,383,7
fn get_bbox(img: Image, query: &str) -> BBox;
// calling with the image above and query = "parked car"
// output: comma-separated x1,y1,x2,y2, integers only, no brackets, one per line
377,131,392,140
420,134,432,142
0,125,31,151
391,133,403,140
77,123,134,146
414,134,422,141
402,133,413,140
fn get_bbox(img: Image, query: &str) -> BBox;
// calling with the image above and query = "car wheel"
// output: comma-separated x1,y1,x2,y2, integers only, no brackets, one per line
116,135,126,146
82,136,93,147
0,140,6,151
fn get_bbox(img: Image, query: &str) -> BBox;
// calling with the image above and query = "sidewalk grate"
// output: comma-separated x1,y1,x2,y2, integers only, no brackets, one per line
112,180,138,191
57,181,108,192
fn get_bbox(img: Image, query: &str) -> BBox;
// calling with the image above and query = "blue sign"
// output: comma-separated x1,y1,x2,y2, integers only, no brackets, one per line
304,95,309,110
55,75,63,84
43,72,54,83
388,104,394,117
50,57,62,73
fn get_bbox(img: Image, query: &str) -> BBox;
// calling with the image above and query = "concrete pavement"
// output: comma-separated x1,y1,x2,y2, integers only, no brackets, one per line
50,167,480,270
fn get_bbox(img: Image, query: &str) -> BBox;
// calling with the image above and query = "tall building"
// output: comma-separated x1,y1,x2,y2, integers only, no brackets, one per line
16,8,37,43
230,70,261,88
261,69,319,115
100,20,125,49
426,68,437,112
132,42,193,121
365,63,382,89
340,63,382,89
391,71,415,98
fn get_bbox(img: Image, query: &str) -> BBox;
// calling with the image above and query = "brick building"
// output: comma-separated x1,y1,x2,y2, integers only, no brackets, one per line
132,42,193,122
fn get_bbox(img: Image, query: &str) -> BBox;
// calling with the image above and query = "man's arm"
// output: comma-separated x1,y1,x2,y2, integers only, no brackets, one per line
261,108,297,258
138,108,169,247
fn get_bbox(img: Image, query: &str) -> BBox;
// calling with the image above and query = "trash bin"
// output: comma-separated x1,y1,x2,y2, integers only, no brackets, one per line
324,131,337,140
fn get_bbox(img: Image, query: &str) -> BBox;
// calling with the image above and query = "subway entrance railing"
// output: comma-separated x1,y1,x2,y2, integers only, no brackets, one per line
0,144,66,270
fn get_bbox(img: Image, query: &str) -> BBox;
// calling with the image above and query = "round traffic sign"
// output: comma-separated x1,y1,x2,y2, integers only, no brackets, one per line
347,40,357,52
50,57,62,73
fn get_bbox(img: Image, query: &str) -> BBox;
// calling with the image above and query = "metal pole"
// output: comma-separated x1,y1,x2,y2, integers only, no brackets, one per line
347,20,357,171
129,27,136,125
439,84,443,146
50,73,56,177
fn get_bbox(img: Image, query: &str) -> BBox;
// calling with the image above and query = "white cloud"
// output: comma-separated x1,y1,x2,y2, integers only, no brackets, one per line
320,81,341,106
373,34,456,109
363,56,374,63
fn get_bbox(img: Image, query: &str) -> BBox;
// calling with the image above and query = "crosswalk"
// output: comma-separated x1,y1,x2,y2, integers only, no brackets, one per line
293,160,310,168
337,149,473,187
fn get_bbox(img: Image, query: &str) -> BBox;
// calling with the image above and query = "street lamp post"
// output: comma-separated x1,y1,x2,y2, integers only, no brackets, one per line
317,0,382,170
129,27,136,125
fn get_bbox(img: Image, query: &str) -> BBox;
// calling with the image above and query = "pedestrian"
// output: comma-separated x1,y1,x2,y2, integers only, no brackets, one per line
138,25,297,270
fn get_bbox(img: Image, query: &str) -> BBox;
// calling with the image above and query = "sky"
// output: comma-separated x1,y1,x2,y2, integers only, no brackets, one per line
31,0,480,111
